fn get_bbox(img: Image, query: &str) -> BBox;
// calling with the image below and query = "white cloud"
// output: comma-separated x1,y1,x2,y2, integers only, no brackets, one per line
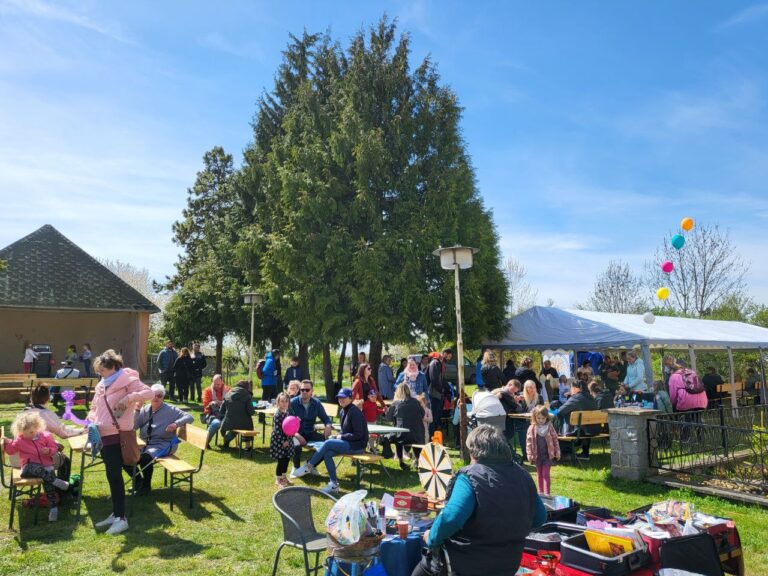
615,78,763,140
198,32,264,60
718,3,768,29
0,0,135,44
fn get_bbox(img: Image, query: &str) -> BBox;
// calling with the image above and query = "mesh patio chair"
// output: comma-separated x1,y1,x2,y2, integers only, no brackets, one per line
659,532,725,576
271,486,337,576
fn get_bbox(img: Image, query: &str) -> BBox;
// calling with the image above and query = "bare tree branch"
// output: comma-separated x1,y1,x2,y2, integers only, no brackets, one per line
644,224,748,316
579,260,648,313
505,257,538,315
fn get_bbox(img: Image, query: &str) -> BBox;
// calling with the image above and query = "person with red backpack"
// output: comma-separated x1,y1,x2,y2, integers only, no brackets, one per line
668,361,708,442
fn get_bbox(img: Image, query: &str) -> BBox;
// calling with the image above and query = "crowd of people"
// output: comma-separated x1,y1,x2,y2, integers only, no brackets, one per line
6,339,761,551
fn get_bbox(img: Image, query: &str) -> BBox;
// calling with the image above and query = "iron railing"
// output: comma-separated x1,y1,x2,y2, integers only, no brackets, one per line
648,404,768,495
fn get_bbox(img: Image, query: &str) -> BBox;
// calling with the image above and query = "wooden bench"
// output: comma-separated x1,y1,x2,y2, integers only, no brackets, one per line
232,429,260,459
0,374,35,388
347,453,388,490
29,378,97,409
557,410,610,466
156,424,207,510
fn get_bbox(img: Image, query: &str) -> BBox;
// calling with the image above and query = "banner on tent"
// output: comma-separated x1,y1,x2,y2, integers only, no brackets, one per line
543,349,572,379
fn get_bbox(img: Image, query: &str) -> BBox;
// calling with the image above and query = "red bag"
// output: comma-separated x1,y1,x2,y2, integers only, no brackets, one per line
393,491,429,512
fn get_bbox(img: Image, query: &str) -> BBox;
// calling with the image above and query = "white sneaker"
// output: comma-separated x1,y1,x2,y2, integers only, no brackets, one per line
53,478,70,491
321,482,339,494
106,517,129,535
309,464,322,476
288,467,300,479
291,463,314,478
95,513,116,528
48,507,59,522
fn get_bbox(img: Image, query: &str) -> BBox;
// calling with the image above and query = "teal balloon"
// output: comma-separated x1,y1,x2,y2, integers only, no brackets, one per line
671,234,685,250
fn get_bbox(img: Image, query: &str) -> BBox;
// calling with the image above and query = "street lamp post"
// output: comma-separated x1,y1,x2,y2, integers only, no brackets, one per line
433,245,478,463
243,291,264,386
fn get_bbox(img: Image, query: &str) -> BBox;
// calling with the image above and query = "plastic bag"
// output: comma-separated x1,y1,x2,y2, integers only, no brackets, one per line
325,490,368,545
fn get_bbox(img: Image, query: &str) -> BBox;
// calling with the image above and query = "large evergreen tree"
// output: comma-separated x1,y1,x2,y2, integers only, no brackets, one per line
238,18,507,390
162,147,248,371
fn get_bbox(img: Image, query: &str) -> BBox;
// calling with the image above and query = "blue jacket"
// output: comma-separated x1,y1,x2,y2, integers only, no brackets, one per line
289,396,332,437
394,371,428,397
157,347,178,373
262,352,278,387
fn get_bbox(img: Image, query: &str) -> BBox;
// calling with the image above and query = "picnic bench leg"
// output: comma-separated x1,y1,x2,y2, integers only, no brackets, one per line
9,486,16,529
32,485,39,526
355,460,362,490
75,449,86,522
169,473,174,511
189,474,193,509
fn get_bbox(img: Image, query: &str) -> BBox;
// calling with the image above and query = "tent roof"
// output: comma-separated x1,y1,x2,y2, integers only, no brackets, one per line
484,306,768,351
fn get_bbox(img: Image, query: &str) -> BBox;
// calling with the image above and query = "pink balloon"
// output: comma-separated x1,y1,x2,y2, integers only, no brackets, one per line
282,415,300,436
661,260,674,274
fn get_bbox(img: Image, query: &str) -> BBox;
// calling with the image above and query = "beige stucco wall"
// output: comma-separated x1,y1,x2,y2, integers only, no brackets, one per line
0,309,151,376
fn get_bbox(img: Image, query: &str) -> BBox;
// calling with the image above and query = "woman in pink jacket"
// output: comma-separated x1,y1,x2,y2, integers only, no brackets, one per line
86,350,152,535
668,363,708,442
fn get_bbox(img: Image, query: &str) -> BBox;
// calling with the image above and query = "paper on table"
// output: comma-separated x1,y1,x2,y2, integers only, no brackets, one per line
380,493,397,517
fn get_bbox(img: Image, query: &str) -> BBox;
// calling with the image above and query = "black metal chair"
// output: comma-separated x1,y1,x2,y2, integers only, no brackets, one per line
271,486,337,576
659,532,725,576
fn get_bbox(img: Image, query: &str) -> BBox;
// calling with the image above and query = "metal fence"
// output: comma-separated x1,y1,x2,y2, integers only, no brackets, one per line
648,404,768,495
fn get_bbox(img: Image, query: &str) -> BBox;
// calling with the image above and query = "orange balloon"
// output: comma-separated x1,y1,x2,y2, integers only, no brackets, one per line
681,217,694,232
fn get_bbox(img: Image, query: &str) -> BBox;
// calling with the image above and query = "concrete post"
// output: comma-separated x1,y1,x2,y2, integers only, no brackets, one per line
607,407,660,482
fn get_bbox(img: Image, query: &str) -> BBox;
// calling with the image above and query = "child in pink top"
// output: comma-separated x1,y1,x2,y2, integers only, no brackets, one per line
2,411,69,521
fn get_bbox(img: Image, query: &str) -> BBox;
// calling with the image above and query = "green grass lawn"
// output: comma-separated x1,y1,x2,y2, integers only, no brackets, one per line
1,401,767,575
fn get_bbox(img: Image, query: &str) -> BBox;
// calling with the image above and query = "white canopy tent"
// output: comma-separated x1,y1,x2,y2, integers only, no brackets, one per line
484,307,768,406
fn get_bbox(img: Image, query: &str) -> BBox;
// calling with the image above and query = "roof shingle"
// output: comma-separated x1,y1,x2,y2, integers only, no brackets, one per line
0,225,160,312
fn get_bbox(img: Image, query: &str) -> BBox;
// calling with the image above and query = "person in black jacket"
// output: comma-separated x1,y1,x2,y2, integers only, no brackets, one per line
480,350,504,391
427,349,452,435
282,356,304,389
381,384,425,469
172,347,194,403
190,342,207,403
557,380,598,459
292,388,369,494
502,359,517,383
220,379,256,448
588,381,614,410
515,356,543,396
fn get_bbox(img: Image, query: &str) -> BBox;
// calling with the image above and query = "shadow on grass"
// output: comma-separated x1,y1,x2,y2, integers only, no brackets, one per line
111,525,207,572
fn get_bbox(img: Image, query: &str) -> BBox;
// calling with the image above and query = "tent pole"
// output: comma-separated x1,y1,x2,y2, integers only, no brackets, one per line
688,345,697,373
641,345,653,388
759,347,766,405
727,346,737,410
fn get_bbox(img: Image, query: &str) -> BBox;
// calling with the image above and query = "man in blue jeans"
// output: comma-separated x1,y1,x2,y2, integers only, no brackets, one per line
292,387,369,494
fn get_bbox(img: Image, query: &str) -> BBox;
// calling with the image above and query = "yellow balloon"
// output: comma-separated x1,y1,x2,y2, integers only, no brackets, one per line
681,217,694,232
657,287,670,300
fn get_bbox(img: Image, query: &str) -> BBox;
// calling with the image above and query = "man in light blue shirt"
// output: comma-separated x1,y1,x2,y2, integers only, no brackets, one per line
624,350,647,392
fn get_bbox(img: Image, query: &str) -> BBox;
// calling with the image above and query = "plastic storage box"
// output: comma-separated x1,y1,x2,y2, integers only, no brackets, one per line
559,533,650,576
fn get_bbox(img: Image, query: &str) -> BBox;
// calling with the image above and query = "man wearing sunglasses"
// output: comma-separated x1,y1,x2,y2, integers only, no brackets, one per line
288,380,333,479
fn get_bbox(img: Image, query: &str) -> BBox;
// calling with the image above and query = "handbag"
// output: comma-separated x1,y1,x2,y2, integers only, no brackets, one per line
103,390,140,465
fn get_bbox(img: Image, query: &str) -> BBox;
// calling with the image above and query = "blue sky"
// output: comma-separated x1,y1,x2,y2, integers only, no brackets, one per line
1,1,767,308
